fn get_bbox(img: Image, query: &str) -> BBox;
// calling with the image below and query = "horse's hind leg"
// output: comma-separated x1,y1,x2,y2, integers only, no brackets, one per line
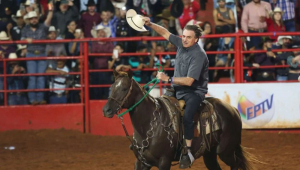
203,148,222,170
218,151,238,170
135,159,151,170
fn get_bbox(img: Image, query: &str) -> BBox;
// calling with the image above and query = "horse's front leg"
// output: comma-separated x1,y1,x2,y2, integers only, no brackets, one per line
158,157,172,170
134,159,151,170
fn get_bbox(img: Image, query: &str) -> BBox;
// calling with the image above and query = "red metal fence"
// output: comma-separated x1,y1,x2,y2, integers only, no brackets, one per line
0,32,300,134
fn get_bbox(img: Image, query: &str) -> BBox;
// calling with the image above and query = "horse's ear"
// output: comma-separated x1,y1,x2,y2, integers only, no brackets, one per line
113,69,119,78
127,69,133,79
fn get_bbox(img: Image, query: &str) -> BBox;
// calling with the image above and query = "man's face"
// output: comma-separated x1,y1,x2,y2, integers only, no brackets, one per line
59,3,69,12
156,46,165,52
67,21,76,32
87,6,95,13
17,17,24,26
182,29,198,48
29,17,38,25
101,11,109,22
48,32,56,40
282,38,291,46
218,1,226,8
97,30,107,38
253,0,261,3
182,0,190,5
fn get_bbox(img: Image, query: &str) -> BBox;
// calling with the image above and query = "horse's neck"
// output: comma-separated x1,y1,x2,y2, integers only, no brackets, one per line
129,81,157,137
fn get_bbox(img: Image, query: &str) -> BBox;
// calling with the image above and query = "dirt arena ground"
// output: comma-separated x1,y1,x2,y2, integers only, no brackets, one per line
0,129,299,170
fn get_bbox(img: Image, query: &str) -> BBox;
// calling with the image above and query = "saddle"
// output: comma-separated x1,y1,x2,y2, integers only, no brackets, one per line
157,88,215,137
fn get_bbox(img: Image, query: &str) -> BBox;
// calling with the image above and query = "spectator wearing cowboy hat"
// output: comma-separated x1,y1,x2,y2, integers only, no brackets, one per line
96,10,117,38
79,0,98,12
51,0,79,37
16,44,27,71
287,45,300,80
269,0,296,32
90,25,114,99
6,53,28,106
271,35,293,81
152,9,175,50
0,31,16,73
46,26,66,57
265,7,286,42
10,10,25,41
78,0,102,38
20,10,53,105
254,37,276,81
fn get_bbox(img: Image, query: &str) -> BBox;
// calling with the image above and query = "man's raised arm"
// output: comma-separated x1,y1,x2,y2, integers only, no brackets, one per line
143,17,171,40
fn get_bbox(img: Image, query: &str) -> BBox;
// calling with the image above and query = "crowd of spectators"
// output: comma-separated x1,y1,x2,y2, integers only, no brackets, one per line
0,0,299,105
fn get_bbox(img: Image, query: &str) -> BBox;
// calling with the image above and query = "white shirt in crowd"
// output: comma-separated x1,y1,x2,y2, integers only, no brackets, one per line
49,64,69,94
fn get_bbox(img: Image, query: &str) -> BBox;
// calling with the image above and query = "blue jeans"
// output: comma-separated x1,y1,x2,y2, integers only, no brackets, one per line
284,19,296,32
277,75,288,81
248,30,263,49
49,94,67,104
26,52,47,103
8,94,28,105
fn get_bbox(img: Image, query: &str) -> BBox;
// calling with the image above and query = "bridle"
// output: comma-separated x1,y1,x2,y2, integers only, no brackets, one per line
108,78,134,113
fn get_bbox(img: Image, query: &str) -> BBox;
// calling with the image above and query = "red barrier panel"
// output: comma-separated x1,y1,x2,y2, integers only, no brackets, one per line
0,32,300,135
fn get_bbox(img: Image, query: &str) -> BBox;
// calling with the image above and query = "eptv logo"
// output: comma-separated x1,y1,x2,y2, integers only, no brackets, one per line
237,90,275,127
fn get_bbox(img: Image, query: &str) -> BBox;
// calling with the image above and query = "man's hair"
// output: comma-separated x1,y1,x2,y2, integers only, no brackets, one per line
183,25,203,40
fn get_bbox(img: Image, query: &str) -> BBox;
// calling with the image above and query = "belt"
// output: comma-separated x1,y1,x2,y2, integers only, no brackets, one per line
257,72,275,78
28,50,45,55
50,92,65,97
248,27,266,32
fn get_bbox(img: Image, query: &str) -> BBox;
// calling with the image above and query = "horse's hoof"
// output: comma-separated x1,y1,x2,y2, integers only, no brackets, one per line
129,144,133,150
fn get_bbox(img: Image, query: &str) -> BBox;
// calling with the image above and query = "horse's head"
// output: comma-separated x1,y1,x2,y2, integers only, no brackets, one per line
103,69,134,118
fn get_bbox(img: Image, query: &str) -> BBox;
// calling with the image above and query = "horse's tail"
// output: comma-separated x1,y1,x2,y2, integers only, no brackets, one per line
235,145,258,170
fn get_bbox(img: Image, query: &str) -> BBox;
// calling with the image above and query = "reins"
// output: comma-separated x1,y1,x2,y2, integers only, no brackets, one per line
117,63,164,118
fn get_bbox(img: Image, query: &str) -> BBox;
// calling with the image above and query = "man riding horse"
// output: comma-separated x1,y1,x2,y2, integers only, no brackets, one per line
142,17,209,169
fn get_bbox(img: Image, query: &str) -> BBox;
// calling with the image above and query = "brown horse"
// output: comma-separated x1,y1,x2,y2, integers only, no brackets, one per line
103,70,254,170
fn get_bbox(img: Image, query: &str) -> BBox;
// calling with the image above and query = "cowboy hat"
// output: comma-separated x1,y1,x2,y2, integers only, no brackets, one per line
273,7,284,14
170,0,184,18
126,9,147,32
85,0,97,6
156,9,175,21
17,44,27,51
91,25,112,38
0,31,10,40
48,26,57,32
277,36,292,45
185,19,202,27
112,1,126,9
27,11,38,19
12,10,23,23
8,53,17,59
24,0,31,6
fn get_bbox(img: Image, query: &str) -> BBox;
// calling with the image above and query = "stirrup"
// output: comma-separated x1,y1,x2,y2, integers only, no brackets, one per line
179,149,194,169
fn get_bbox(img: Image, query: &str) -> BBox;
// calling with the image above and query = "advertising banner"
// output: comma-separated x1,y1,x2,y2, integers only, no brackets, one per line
208,83,300,129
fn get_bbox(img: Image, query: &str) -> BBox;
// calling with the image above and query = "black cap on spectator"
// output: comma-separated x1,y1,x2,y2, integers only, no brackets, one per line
170,0,184,18
99,0,115,14
85,0,97,6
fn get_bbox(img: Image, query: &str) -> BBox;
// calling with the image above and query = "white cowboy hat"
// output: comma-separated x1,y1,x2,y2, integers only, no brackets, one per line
23,13,29,20
17,44,27,51
273,7,284,14
8,53,17,59
113,1,126,9
24,0,31,6
0,31,10,40
27,11,38,19
12,10,23,23
126,9,147,32
48,26,56,32
90,25,112,38
277,36,292,45
185,19,202,27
